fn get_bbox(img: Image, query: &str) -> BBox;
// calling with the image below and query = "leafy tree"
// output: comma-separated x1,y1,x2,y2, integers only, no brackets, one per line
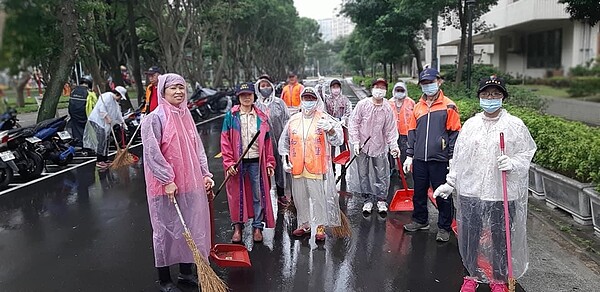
558,0,600,26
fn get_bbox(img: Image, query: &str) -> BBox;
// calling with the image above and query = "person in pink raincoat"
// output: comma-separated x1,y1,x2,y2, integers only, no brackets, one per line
221,82,276,244
141,73,215,292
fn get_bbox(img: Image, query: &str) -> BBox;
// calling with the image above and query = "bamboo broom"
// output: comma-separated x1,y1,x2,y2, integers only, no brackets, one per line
110,121,141,169
173,196,227,292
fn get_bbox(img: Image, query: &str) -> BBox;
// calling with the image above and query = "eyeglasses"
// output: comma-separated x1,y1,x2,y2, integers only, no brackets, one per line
479,91,504,98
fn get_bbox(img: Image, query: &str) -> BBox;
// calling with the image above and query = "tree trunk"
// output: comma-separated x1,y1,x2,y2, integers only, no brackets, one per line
431,10,439,71
455,1,467,84
16,71,30,107
408,41,424,73
127,0,144,104
37,0,80,122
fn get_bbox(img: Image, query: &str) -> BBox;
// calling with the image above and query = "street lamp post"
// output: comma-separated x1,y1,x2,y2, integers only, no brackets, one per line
466,0,475,90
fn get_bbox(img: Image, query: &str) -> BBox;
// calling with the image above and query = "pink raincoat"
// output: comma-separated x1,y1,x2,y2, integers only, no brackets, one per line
220,105,276,228
141,73,212,267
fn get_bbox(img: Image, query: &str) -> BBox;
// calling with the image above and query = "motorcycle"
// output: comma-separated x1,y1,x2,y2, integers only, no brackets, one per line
0,126,45,181
29,116,76,166
0,131,14,188
0,108,21,130
122,108,142,144
187,88,234,122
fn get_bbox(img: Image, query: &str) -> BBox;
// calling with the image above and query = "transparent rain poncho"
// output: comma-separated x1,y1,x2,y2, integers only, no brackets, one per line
141,74,212,266
346,97,398,198
448,109,536,283
278,88,343,229
83,92,125,153
254,78,290,191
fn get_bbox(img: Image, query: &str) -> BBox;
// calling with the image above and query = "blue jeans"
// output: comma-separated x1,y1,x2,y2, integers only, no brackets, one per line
241,162,264,229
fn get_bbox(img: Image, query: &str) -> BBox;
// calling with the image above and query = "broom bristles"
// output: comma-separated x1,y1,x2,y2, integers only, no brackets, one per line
183,230,227,292
508,278,516,292
110,149,135,169
285,200,297,215
331,211,352,238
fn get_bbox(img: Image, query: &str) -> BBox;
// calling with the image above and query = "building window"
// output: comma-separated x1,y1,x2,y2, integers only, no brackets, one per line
527,29,562,69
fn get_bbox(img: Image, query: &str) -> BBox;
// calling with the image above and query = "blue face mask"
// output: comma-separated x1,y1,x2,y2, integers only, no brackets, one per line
421,83,439,96
480,98,503,113
302,100,317,111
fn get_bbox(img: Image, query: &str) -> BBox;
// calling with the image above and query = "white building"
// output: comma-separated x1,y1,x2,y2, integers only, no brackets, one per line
426,0,599,78
318,13,355,43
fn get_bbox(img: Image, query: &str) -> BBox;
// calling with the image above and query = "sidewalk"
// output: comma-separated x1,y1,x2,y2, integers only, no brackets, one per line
19,108,69,127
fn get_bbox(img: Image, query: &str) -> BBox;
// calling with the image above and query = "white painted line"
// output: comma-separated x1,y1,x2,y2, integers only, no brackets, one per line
0,114,225,196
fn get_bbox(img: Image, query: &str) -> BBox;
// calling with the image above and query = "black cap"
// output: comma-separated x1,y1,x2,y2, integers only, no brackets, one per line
236,82,255,96
288,71,297,77
371,78,388,88
418,68,441,83
144,66,162,75
258,74,273,83
478,75,508,97
330,79,341,87
301,87,319,99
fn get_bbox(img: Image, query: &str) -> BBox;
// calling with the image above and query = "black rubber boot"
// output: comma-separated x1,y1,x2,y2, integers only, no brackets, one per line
158,281,181,292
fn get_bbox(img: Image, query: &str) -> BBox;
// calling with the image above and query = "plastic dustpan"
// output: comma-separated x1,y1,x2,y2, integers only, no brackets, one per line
210,244,252,268
333,150,350,165
208,191,251,268
427,188,458,236
390,158,414,212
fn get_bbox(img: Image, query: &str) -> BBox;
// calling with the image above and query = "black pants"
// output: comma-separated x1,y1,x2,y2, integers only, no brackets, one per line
459,196,515,282
157,263,194,283
68,100,87,147
412,159,452,231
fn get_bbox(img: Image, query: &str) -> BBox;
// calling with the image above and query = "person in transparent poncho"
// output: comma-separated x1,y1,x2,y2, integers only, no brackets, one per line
278,87,343,242
253,74,291,206
141,73,215,292
433,76,536,292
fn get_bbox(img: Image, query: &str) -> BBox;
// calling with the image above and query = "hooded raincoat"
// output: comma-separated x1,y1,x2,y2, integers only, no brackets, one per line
220,105,276,228
278,88,343,229
388,82,415,164
449,109,536,283
254,78,290,193
347,97,398,201
141,74,212,267
83,92,125,156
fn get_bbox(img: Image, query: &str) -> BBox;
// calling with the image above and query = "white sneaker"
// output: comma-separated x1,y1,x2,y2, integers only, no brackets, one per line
377,201,388,213
362,202,373,214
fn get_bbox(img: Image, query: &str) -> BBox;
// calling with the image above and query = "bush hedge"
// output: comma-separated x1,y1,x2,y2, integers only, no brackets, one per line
566,77,600,97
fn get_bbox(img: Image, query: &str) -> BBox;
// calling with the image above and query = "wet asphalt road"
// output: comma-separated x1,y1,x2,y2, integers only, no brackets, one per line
0,84,533,292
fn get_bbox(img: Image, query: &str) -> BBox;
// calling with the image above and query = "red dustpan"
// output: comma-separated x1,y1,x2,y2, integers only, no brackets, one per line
208,191,251,268
333,132,350,165
390,158,414,211
427,188,458,236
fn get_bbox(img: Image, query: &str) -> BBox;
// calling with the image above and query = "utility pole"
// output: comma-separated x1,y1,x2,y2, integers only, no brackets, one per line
466,0,476,90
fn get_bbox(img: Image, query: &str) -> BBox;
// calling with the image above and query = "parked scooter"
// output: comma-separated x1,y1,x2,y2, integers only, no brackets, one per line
30,116,76,166
122,108,142,144
0,108,21,130
0,126,45,180
0,131,14,189
187,88,234,122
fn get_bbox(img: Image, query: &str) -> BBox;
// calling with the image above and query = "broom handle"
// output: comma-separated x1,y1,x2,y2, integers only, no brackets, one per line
336,136,371,184
214,130,261,197
173,196,189,231
397,157,409,189
208,190,216,247
125,121,142,149
500,132,515,289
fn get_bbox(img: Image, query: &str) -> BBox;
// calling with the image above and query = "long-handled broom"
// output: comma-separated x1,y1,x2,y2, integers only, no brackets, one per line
173,196,227,292
214,130,261,197
500,132,516,292
110,122,141,169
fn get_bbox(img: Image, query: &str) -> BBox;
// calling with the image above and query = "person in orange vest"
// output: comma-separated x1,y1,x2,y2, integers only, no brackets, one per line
281,71,304,108
278,87,343,242
388,81,415,175
141,66,162,114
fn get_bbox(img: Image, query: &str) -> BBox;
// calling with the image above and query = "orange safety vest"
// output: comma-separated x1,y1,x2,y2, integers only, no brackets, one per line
388,98,415,136
282,83,303,107
288,112,328,176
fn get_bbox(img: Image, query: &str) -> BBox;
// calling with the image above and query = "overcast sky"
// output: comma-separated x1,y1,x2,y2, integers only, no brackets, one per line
293,0,343,20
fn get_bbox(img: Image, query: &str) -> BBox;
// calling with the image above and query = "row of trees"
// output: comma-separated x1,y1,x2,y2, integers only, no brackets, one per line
1,0,320,121
339,0,600,85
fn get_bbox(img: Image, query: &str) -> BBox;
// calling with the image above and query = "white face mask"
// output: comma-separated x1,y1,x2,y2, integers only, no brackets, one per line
394,91,406,99
372,88,386,100
301,100,317,111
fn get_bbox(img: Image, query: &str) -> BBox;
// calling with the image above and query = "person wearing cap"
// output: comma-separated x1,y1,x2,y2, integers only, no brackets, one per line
141,66,162,114
388,81,415,174
402,68,461,242
278,87,343,242
254,74,291,205
347,78,400,215
69,75,96,148
324,79,352,174
83,86,127,169
221,82,276,243
433,76,536,292
281,72,304,108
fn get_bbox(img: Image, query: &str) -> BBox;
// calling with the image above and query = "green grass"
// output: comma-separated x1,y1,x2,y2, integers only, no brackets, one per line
515,85,570,98
2,89,70,114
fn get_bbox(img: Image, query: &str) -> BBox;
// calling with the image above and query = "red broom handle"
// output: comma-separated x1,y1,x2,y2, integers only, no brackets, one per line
500,132,514,283
208,190,216,247
396,157,409,190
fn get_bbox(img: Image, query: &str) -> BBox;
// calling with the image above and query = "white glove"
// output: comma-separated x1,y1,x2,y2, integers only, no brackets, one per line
282,158,293,173
390,148,400,159
403,157,413,173
353,144,360,155
316,119,333,132
497,155,513,172
433,183,454,199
